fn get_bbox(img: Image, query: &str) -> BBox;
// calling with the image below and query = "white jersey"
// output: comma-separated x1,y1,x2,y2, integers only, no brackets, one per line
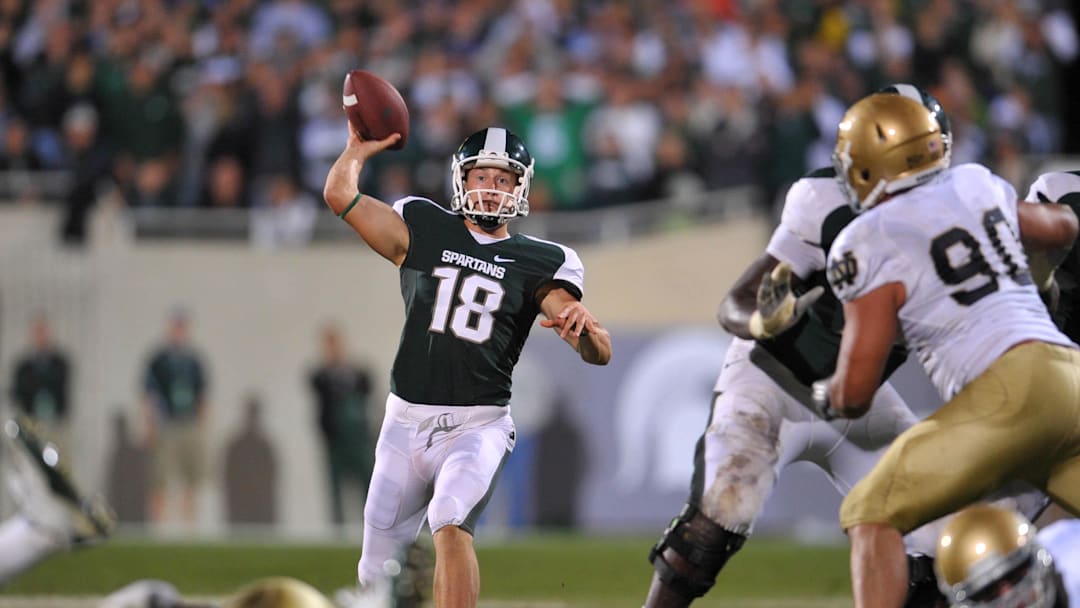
1039,519,1080,607
827,163,1073,399
767,169,850,279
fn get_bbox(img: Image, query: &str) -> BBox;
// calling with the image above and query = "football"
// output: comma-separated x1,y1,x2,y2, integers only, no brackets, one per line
342,70,409,149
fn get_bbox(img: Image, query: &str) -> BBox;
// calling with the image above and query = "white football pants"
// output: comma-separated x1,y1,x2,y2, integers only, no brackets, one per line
699,338,940,551
357,393,515,587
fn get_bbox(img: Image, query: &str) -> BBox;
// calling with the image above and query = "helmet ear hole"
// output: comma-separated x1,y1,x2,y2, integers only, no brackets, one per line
860,169,871,181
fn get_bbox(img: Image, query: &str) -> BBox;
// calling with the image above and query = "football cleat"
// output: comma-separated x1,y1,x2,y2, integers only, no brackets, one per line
2,417,115,545
334,582,391,608
338,538,434,608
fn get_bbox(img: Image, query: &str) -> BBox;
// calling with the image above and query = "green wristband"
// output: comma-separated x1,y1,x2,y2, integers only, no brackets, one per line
338,193,362,219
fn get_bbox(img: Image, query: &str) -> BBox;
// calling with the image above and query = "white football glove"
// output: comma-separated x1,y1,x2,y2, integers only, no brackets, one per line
748,262,825,339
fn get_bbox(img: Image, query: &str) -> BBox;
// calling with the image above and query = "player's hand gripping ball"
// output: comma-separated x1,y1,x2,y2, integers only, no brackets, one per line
342,69,409,149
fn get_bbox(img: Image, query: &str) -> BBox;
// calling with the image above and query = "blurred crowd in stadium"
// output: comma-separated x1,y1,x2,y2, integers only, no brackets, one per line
0,0,1077,243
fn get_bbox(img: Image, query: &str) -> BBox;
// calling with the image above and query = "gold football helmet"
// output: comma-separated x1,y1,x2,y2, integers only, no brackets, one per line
226,577,337,608
935,504,1058,608
833,93,948,212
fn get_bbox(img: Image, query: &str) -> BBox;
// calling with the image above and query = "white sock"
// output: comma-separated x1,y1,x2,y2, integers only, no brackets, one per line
358,529,408,588
0,516,63,585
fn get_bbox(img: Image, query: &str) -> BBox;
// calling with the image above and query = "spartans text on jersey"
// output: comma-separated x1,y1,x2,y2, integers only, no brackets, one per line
440,250,507,279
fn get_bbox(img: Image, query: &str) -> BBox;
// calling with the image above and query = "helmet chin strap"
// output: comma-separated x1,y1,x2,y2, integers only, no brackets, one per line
466,214,504,231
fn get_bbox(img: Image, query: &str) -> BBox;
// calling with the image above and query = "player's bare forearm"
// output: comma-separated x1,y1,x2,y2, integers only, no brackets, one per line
323,141,363,214
323,127,409,264
538,286,611,364
717,293,756,339
718,253,780,339
1019,200,1078,252
828,352,880,419
1019,201,1077,290
829,284,903,417
575,324,612,365
541,307,611,365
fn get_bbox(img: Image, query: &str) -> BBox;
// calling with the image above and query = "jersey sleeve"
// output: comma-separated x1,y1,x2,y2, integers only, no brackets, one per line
951,163,1022,229
766,178,832,278
552,244,585,299
391,195,428,218
1024,171,1080,204
826,213,912,303
766,227,823,281
990,171,1020,229
391,197,455,271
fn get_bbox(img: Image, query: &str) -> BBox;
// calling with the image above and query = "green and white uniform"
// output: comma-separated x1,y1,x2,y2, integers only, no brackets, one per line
389,196,583,406
359,196,585,587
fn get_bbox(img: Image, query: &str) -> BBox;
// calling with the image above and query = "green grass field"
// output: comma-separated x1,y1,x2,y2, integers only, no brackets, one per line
0,535,853,607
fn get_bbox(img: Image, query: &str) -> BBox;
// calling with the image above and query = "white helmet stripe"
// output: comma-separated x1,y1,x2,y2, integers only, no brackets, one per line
892,84,922,104
482,128,507,153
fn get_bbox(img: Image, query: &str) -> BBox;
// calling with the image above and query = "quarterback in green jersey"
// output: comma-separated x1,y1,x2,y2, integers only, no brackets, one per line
323,125,611,608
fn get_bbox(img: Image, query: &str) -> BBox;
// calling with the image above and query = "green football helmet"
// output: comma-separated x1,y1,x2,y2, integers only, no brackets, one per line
451,127,534,230
877,83,952,165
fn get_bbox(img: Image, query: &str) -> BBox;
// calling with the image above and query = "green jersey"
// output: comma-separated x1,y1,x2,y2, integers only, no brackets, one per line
389,197,584,406
760,167,907,386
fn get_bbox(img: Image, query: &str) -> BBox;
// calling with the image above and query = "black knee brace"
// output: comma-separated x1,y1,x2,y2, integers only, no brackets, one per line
648,503,746,600
904,553,946,608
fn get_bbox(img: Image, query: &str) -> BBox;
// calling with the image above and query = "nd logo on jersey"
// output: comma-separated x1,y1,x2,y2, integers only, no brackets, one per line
828,251,859,289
